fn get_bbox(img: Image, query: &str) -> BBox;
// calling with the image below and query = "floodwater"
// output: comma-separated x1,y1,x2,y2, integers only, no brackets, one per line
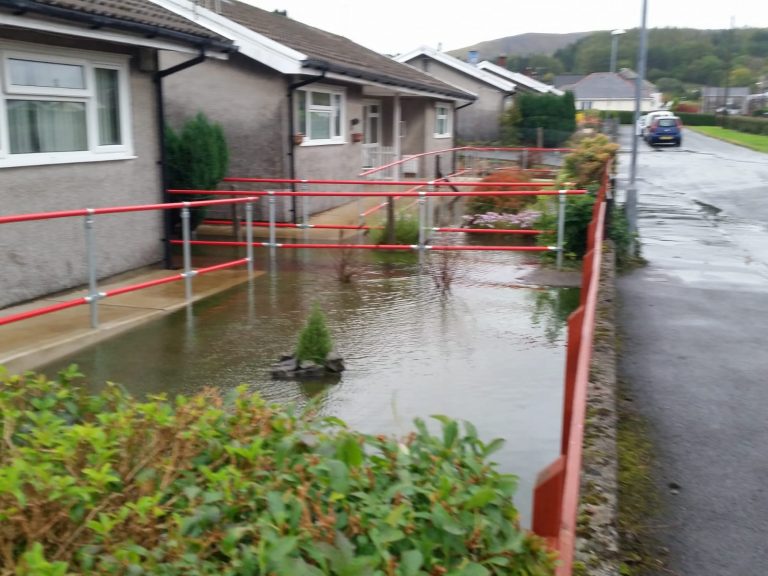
40,240,579,525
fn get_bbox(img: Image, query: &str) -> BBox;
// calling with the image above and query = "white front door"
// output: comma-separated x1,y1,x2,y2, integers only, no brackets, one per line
362,100,381,167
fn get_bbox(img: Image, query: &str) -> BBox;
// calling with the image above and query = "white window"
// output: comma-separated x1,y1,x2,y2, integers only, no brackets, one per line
0,43,133,168
295,85,345,144
434,103,452,138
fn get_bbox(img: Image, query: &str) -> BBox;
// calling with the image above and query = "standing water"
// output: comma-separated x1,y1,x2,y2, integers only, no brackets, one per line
40,242,579,525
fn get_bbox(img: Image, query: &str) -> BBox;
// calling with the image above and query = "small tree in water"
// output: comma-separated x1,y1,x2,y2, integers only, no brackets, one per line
296,303,333,364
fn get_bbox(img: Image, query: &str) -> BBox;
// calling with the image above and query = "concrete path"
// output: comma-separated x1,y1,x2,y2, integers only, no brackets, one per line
615,127,768,575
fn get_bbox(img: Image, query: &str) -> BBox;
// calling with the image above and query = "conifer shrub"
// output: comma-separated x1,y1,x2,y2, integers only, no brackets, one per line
165,112,229,229
0,367,556,575
295,304,333,364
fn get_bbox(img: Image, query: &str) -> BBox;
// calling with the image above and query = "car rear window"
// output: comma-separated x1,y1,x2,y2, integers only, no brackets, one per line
657,118,678,127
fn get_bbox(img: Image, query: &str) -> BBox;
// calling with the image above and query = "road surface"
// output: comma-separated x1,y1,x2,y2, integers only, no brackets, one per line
615,127,768,576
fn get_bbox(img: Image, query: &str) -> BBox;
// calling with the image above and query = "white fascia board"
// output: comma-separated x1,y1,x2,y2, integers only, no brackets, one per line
328,71,475,101
151,0,304,73
0,13,227,57
395,46,515,93
478,60,563,95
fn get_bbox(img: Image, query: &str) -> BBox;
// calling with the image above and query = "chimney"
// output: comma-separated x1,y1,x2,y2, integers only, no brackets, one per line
467,50,478,65
496,55,508,68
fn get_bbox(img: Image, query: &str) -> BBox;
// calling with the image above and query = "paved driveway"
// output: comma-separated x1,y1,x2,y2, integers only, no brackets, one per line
615,127,768,575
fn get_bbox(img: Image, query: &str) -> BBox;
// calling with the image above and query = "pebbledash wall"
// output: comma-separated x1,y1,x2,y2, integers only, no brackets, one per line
0,37,164,310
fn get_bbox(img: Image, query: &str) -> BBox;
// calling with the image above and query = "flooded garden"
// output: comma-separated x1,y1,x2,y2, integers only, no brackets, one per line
40,239,579,524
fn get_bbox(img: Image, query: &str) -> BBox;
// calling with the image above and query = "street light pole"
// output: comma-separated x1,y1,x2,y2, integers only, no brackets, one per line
610,29,626,73
627,0,648,254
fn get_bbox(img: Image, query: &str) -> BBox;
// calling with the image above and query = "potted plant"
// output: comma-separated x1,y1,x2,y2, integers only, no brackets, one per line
292,132,305,145
351,132,363,143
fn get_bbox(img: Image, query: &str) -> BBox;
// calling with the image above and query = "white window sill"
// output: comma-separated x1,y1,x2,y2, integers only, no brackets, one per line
433,134,452,139
298,140,346,147
0,151,137,169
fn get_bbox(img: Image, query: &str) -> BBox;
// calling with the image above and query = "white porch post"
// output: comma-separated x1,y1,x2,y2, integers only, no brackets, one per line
393,94,402,180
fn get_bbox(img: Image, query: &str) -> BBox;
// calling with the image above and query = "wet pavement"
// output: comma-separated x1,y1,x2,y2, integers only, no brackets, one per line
615,127,768,575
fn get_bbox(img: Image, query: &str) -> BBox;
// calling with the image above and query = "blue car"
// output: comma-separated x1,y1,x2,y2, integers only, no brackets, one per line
646,116,682,147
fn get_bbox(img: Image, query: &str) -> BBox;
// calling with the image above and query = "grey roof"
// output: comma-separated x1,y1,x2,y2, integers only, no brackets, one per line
562,72,652,99
617,68,657,93
217,1,474,100
0,0,234,50
553,74,585,88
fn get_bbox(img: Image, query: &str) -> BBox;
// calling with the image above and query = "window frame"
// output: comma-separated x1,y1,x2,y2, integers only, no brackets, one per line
294,84,346,145
0,42,134,168
433,102,452,138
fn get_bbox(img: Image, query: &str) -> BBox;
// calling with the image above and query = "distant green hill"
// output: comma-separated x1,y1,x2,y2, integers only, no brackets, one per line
448,32,594,61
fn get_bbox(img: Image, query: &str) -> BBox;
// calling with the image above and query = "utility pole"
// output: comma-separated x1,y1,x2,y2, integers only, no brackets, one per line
610,29,626,73
627,0,648,254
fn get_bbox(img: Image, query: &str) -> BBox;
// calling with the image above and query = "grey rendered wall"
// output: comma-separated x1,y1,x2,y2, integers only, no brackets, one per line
0,40,163,310
161,53,370,221
404,58,506,142
399,98,455,180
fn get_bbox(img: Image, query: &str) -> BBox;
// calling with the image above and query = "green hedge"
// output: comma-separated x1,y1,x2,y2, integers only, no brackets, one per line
717,115,768,135
676,112,717,126
606,111,718,126
0,368,556,575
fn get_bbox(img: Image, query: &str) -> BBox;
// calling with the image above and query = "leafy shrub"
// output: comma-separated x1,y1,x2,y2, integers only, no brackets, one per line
0,368,556,575
165,112,229,229
536,189,597,261
369,214,420,245
466,169,540,214
561,134,619,189
296,304,333,364
501,91,576,147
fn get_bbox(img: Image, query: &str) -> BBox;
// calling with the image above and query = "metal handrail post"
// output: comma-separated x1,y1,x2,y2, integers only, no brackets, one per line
300,180,309,241
245,199,254,276
84,209,100,328
268,191,277,257
556,190,567,270
426,181,435,241
417,190,427,249
181,203,194,301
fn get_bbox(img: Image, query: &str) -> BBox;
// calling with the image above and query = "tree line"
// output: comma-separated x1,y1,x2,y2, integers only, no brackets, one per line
504,28,768,95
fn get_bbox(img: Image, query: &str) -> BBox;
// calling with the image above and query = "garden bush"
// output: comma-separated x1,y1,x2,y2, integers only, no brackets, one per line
0,367,556,575
560,134,618,190
501,92,576,147
465,169,540,215
165,112,229,229
717,115,768,135
370,214,420,246
296,304,333,364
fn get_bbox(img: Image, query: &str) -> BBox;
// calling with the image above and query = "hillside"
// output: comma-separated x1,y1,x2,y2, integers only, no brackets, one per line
448,32,594,61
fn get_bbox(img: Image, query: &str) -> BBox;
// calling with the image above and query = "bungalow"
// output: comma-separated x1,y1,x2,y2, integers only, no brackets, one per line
0,0,235,309
700,86,750,115
153,1,476,221
475,60,563,96
393,46,515,142
557,71,660,112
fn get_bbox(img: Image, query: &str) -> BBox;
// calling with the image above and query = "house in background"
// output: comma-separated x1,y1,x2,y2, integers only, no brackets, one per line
0,0,234,309
394,46,515,142
700,86,750,114
476,59,563,96
154,0,475,221
557,71,661,111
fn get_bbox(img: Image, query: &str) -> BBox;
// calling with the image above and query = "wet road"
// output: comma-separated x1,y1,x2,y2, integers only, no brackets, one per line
616,128,768,575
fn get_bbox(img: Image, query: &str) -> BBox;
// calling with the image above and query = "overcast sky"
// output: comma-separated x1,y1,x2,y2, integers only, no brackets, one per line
243,0,768,55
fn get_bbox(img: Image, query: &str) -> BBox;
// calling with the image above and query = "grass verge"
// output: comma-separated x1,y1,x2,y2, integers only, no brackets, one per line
688,126,768,153
616,379,668,575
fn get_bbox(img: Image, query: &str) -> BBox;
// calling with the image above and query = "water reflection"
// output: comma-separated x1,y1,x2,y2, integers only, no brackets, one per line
40,247,578,525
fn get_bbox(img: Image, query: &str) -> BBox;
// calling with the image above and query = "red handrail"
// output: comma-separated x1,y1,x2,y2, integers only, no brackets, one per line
531,161,611,575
